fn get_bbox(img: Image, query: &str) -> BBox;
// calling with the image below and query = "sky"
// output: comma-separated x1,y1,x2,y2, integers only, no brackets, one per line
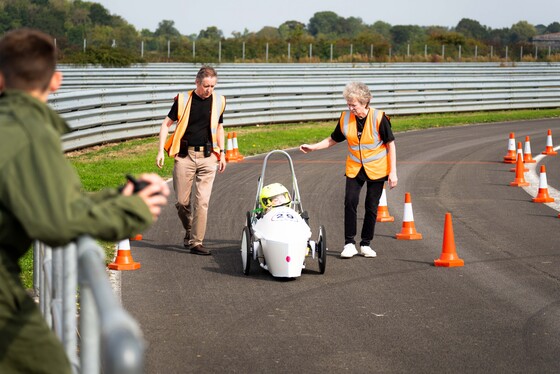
95,0,560,37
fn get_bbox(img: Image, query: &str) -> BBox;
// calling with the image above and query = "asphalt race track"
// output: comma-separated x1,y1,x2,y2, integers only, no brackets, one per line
121,118,560,373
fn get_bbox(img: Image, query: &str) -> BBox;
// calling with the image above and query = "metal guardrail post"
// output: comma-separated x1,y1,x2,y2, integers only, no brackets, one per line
34,236,145,374
80,278,100,374
33,240,41,298
41,246,52,326
76,236,145,374
63,242,79,371
51,247,64,339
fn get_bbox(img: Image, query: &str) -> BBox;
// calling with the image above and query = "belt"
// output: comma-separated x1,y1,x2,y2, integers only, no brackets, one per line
188,145,205,151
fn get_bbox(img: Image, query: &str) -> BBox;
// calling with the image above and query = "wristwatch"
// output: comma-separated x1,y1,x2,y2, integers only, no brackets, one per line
220,149,226,154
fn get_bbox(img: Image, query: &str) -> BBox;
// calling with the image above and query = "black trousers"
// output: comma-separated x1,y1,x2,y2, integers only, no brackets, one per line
344,169,387,246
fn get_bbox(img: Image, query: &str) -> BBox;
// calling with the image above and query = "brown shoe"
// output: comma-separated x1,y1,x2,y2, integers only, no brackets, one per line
190,245,211,256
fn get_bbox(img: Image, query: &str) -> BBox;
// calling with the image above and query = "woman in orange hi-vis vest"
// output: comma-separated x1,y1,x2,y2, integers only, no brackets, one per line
300,82,397,259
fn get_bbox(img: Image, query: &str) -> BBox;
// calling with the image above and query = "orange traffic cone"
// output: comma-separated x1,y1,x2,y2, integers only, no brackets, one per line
225,132,237,163
396,192,422,240
376,185,394,222
532,165,555,203
510,152,530,187
542,129,558,155
510,142,528,172
434,213,464,267
108,239,141,270
232,132,244,161
523,136,536,163
130,234,143,241
503,132,517,163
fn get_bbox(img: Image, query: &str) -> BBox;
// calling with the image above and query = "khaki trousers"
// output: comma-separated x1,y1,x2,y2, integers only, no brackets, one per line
173,150,218,248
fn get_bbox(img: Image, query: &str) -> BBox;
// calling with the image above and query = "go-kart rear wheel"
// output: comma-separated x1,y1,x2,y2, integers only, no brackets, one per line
241,226,252,275
317,225,327,274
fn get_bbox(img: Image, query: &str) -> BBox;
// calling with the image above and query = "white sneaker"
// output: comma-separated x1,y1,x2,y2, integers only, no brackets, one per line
360,246,377,258
340,243,358,258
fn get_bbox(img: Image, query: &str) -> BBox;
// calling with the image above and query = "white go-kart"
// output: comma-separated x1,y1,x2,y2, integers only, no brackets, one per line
240,150,327,278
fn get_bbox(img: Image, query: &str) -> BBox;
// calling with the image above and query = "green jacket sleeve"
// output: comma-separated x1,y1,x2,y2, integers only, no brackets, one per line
1,125,153,249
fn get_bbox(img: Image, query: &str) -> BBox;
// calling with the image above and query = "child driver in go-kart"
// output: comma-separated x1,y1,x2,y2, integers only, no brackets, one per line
259,183,291,214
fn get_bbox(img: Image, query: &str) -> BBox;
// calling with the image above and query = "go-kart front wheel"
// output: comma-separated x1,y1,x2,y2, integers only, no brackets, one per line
317,225,327,274
241,226,252,275
246,211,252,234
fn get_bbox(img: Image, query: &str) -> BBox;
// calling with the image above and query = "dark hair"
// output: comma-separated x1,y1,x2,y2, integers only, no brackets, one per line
195,65,217,83
0,28,57,91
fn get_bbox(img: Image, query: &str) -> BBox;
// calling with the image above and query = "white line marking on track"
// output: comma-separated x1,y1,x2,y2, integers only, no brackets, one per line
522,145,560,213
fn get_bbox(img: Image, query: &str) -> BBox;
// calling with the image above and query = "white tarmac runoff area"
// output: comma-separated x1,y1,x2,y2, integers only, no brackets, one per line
523,147,560,213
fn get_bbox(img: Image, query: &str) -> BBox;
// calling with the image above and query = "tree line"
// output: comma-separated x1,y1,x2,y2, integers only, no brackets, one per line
2,0,560,66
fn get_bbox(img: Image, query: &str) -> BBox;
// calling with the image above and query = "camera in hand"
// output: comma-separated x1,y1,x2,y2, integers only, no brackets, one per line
118,174,160,195
126,174,150,193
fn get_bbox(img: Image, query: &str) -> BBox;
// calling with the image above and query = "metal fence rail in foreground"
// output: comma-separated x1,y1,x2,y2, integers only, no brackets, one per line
34,236,144,374
49,63,560,152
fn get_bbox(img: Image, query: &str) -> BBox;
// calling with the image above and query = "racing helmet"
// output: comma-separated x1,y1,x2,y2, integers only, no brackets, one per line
260,183,291,209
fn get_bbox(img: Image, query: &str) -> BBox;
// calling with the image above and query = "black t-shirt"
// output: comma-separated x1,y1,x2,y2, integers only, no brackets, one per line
167,92,224,146
331,111,394,144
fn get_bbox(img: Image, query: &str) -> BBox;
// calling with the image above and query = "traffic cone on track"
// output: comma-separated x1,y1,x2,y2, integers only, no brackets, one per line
503,132,517,163
232,132,244,161
510,152,530,187
542,129,558,155
532,165,555,203
376,185,394,222
523,136,536,163
395,192,422,240
130,234,143,241
510,142,528,172
434,213,464,267
225,132,237,163
108,239,141,270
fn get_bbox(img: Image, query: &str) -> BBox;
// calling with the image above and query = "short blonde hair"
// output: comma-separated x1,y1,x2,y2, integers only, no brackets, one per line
343,82,371,106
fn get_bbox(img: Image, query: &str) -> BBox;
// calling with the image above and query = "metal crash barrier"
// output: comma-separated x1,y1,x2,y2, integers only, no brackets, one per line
34,236,144,374
49,62,560,152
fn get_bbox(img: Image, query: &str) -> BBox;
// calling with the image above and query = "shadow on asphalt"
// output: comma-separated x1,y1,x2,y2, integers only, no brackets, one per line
394,258,435,266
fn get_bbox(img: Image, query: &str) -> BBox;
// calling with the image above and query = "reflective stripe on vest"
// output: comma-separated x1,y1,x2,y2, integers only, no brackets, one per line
340,108,389,179
343,109,386,163
177,91,225,154
212,94,225,152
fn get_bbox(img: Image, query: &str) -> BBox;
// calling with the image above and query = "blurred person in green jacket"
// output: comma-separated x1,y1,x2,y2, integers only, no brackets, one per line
0,28,170,373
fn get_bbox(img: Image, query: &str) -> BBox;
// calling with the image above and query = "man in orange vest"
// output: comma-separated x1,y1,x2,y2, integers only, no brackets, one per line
156,66,227,255
300,82,397,258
